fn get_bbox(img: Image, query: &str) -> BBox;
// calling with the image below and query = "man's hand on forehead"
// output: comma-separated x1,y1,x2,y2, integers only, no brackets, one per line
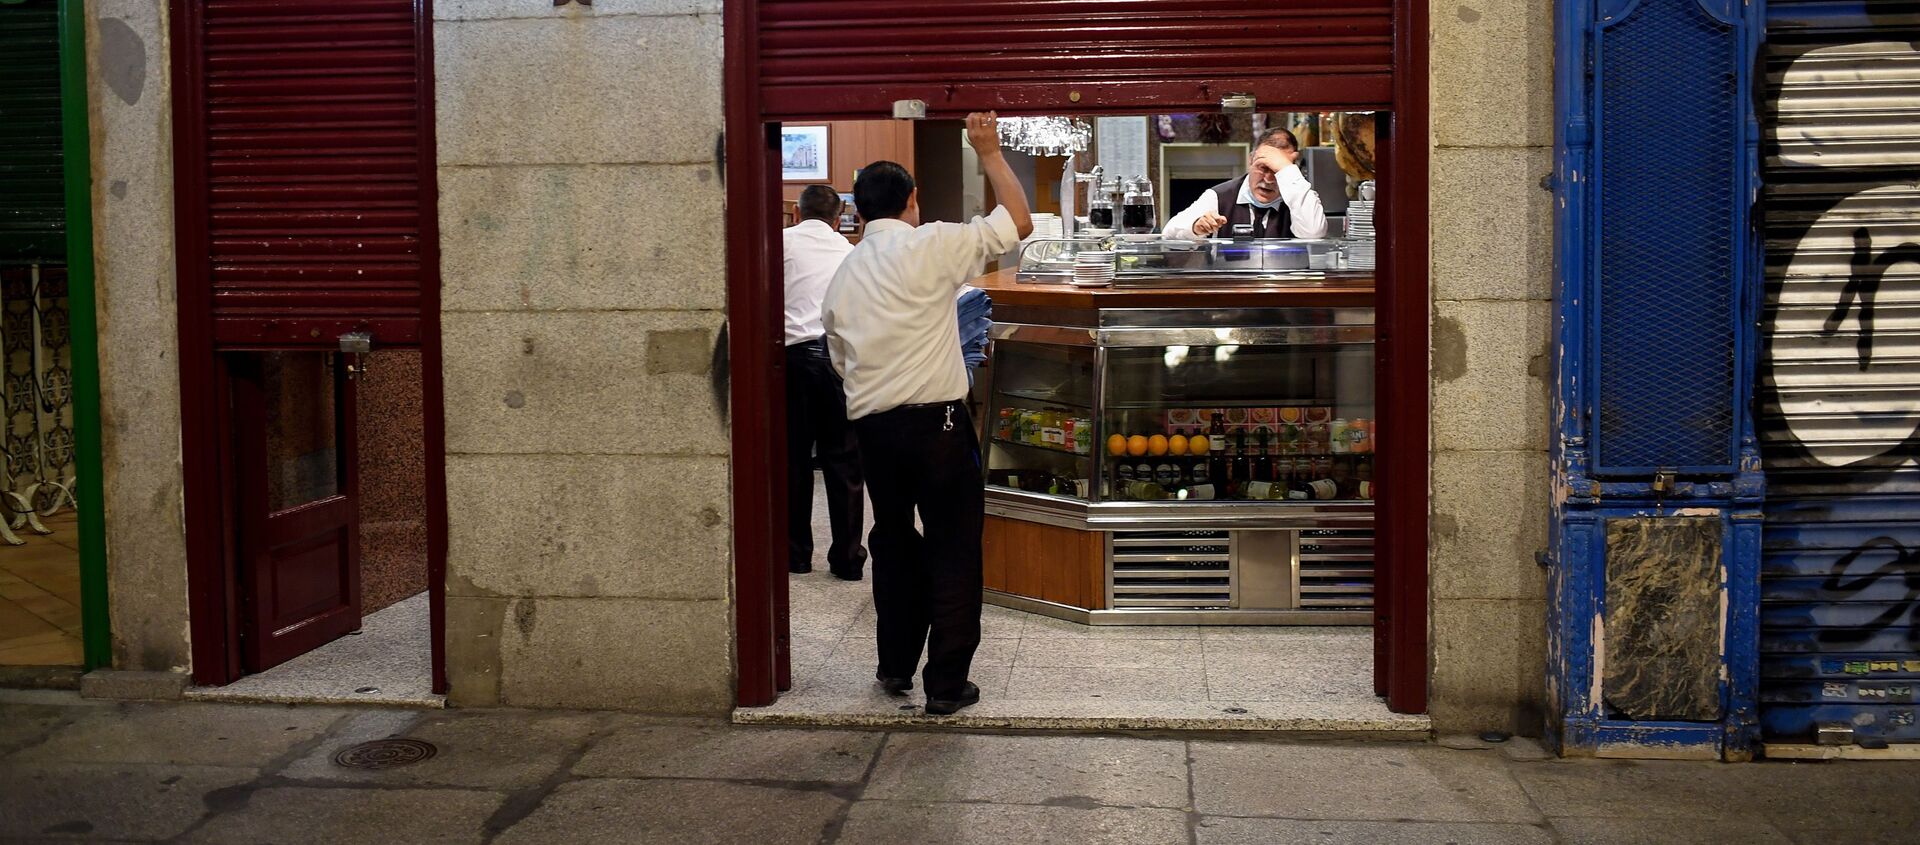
1252,144,1299,176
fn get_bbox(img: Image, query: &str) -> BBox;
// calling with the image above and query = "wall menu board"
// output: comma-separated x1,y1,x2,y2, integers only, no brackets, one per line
1096,116,1148,181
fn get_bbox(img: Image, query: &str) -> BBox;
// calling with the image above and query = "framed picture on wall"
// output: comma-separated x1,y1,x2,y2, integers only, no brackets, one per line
781,125,830,182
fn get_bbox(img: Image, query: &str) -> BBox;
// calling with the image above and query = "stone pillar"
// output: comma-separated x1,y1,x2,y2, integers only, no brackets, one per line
1425,0,1556,734
85,0,193,674
434,2,732,711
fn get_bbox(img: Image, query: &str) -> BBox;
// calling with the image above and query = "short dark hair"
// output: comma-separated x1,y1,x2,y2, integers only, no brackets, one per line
853,161,914,222
1255,126,1300,152
797,184,842,222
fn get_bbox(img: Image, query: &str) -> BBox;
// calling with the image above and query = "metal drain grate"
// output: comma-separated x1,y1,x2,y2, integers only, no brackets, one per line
332,739,437,770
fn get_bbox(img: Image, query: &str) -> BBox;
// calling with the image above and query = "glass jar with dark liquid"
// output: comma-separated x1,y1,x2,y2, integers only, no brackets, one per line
1121,177,1156,234
1087,196,1114,230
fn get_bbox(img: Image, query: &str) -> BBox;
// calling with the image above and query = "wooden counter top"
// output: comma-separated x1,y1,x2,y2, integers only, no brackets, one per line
966,267,1374,310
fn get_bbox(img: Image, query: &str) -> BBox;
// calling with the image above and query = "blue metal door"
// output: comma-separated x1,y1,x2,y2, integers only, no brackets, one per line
1757,0,1920,746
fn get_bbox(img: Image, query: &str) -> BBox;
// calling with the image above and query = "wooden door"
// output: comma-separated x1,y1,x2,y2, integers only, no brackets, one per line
230,351,361,672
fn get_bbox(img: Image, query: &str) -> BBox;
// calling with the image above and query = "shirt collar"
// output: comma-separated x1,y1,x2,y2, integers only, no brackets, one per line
863,217,914,236
793,218,836,234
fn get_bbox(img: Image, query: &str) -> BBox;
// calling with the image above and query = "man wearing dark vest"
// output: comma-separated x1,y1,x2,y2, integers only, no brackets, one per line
1162,126,1328,240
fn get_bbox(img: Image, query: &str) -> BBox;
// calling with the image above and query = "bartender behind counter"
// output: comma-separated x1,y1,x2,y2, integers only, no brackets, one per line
1162,126,1328,240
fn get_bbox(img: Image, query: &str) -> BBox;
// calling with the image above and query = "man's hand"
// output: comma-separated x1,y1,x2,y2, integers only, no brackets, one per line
1192,212,1229,238
966,112,1002,156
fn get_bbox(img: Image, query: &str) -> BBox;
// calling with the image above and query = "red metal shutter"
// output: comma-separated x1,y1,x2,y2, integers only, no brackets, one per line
178,0,431,348
755,0,1395,118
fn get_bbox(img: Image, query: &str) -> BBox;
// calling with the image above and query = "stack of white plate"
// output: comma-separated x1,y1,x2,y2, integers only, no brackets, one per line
1346,200,1376,238
1344,199,1376,270
1071,250,1115,287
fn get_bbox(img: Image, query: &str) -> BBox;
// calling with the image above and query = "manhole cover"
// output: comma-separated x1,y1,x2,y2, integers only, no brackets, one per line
332,739,437,770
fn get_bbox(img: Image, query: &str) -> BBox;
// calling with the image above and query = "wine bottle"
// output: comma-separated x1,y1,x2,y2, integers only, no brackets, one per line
1252,426,1273,482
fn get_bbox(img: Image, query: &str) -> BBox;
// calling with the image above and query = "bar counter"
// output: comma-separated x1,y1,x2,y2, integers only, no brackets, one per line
965,266,1375,310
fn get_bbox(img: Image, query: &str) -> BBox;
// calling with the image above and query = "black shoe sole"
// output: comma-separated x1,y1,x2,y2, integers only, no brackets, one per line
789,566,812,574
830,571,863,582
924,685,980,716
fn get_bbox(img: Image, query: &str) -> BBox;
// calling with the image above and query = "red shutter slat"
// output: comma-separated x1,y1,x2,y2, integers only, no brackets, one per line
755,1,1395,117
186,0,428,347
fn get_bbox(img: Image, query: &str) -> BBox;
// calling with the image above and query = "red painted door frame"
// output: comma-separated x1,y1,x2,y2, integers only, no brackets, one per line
171,0,448,692
727,1,1430,712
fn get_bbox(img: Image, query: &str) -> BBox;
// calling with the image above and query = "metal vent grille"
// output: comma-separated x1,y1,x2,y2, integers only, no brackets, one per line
1299,528,1375,608
1110,530,1232,609
1594,0,1740,474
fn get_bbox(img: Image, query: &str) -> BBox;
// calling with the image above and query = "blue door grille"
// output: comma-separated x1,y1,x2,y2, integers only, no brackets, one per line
1592,0,1742,475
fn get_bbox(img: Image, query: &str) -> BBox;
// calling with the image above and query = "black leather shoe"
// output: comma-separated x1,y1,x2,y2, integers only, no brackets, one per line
876,670,912,695
830,569,863,582
924,682,980,716
789,564,812,574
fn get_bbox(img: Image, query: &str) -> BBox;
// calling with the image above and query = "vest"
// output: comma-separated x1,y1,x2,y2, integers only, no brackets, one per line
1207,175,1291,238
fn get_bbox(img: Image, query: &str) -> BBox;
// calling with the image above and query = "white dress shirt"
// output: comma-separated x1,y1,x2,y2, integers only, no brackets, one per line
1162,163,1328,240
782,218,855,345
822,206,1021,419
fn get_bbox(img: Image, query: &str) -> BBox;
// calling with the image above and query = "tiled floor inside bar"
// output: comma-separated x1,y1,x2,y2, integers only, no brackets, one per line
737,477,1426,734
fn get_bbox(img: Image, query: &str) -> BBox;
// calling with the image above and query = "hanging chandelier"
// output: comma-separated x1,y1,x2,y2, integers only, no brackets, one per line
996,116,1091,157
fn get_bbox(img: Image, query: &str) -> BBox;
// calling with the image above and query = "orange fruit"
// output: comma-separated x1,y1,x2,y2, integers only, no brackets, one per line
1188,435,1211,455
1106,434,1128,456
1168,435,1189,456
1126,435,1149,456
1147,434,1169,455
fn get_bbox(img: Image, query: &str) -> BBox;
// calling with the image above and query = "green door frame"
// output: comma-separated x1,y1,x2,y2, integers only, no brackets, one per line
57,0,109,670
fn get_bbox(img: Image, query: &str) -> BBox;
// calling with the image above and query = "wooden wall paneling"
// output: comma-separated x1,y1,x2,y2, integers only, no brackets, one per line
983,514,1011,592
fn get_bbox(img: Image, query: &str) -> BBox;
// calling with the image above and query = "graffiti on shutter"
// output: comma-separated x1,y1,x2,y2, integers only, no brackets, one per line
1757,0,1920,745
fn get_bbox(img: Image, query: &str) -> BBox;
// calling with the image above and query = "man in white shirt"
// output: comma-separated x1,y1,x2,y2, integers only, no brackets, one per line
821,112,1032,715
783,186,867,580
1162,126,1328,240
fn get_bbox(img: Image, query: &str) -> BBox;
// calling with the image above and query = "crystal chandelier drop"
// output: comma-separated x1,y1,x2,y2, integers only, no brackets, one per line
996,116,1092,157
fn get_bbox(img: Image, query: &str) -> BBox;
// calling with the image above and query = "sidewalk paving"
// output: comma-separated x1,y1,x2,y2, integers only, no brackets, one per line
2,690,1917,844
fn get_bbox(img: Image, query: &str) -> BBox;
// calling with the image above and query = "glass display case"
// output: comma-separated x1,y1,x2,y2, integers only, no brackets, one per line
983,308,1375,508
979,305,1376,625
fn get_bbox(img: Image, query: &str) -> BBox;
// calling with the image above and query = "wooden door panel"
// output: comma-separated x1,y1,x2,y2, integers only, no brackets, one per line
232,352,361,672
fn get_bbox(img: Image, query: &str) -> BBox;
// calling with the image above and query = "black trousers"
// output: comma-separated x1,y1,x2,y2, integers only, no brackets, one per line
786,340,867,575
853,400,984,700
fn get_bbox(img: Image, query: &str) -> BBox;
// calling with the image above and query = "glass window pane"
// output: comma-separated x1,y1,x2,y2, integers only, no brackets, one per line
262,352,339,512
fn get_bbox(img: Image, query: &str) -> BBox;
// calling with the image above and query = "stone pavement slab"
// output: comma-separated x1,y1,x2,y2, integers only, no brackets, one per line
864,734,1191,809
0,764,258,842
1195,816,1554,844
492,779,845,845
279,709,600,789
9,702,345,768
1549,815,1795,844
0,703,80,757
184,786,505,845
836,801,1190,844
1514,759,1791,822
1190,742,1542,824
572,722,883,782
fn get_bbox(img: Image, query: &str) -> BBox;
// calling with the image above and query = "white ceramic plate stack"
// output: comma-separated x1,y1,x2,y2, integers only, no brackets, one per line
1345,199,1376,270
1072,250,1115,287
